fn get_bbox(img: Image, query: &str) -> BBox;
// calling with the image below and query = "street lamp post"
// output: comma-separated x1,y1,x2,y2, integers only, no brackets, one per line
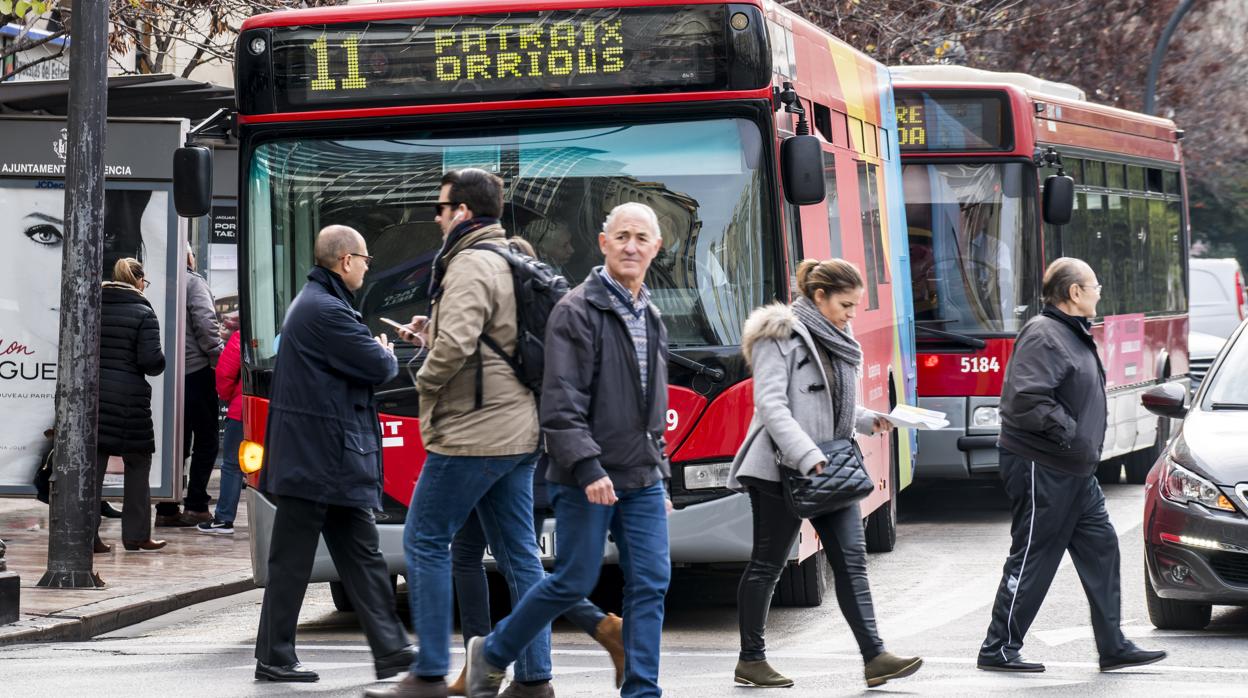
37,0,110,589
1143,0,1198,116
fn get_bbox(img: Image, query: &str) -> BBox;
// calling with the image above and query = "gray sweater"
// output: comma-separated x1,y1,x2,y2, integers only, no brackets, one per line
184,268,223,373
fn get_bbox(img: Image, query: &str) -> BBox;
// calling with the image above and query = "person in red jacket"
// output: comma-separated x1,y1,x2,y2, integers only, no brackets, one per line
198,313,243,534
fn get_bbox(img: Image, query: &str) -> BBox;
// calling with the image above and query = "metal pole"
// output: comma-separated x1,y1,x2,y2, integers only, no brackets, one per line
1143,0,1198,115
37,0,110,589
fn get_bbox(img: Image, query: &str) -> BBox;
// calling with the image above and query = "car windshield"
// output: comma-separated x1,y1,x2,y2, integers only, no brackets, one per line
245,117,776,368
1203,325,1248,407
903,162,1039,334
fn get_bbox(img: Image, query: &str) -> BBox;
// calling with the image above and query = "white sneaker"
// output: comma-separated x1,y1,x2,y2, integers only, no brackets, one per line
195,519,234,535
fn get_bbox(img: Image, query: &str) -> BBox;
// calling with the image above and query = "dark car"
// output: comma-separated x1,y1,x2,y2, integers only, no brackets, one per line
1140,318,1248,629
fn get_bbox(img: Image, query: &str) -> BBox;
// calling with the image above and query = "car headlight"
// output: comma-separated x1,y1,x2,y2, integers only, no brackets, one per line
1160,458,1236,513
972,405,1001,428
683,462,732,490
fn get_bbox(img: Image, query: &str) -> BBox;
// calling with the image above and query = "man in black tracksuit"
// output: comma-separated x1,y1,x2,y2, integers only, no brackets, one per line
978,258,1166,673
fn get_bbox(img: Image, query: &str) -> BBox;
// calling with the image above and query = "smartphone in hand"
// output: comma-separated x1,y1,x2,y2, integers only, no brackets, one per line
379,317,411,333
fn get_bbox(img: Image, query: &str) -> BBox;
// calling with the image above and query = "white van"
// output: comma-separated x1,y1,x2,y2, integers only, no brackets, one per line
1190,257,1247,339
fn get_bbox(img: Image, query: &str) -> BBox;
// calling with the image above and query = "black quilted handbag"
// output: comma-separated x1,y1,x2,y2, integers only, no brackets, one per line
778,438,874,518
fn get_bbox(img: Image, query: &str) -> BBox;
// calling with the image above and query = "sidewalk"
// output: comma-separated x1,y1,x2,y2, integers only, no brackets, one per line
0,489,255,644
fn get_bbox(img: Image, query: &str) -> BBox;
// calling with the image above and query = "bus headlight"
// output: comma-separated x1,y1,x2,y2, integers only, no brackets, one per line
239,440,265,474
972,406,1001,428
683,463,733,490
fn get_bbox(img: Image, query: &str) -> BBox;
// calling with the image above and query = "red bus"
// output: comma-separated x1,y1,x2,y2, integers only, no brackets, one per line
176,0,916,609
891,65,1189,486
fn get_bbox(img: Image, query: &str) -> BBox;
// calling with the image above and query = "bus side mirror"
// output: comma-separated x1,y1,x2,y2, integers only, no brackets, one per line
781,135,826,206
1042,174,1074,226
173,146,213,218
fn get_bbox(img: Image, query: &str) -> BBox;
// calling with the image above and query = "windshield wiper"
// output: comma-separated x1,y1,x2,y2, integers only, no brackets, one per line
1210,402,1248,410
915,325,988,350
671,354,725,382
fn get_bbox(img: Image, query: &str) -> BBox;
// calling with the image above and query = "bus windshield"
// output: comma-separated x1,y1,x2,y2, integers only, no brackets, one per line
903,162,1038,335
245,117,775,366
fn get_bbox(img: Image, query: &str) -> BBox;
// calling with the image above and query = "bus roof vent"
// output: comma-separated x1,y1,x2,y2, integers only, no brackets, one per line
889,65,1086,102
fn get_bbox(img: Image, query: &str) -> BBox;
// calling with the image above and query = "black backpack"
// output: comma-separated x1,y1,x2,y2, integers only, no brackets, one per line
470,242,570,406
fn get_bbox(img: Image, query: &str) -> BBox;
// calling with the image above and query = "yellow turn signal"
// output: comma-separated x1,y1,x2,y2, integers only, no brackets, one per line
239,440,265,474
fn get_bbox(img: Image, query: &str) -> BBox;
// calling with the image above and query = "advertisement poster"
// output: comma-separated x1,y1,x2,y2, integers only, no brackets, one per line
0,116,187,498
208,204,239,311
0,185,174,492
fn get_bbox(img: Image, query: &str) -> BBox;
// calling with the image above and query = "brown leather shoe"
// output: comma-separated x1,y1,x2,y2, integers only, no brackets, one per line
181,510,213,524
122,539,167,552
364,674,449,698
93,536,112,554
447,666,466,696
595,613,625,689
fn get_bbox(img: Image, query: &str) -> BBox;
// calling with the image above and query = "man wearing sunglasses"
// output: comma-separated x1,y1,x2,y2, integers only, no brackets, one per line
371,169,552,698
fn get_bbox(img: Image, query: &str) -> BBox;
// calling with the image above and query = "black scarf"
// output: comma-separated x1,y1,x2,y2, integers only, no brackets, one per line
427,216,500,301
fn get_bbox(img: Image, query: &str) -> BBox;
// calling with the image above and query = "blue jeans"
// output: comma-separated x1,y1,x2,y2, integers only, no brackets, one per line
406,451,551,681
214,419,244,524
484,482,671,697
452,509,493,643
452,507,607,644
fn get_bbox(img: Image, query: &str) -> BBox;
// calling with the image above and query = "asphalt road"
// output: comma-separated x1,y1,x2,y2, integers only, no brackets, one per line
2,479,1246,697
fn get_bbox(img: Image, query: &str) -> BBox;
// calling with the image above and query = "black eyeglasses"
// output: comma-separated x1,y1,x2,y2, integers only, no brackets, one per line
343,252,373,266
434,201,461,215
136,276,150,289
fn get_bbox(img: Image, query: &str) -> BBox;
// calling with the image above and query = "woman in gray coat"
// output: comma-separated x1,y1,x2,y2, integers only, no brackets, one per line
728,259,922,689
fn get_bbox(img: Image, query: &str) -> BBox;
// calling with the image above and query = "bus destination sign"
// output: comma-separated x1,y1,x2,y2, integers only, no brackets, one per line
895,91,1010,151
260,5,766,112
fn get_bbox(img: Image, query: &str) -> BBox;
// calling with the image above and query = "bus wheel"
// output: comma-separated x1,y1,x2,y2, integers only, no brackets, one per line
773,556,826,607
329,580,354,613
331,575,400,613
1096,460,1122,485
865,431,899,553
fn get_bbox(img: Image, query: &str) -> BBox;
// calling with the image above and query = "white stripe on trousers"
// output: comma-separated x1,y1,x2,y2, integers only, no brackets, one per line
1002,459,1036,661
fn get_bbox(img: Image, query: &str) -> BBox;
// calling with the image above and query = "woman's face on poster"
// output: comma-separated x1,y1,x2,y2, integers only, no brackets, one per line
0,188,65,347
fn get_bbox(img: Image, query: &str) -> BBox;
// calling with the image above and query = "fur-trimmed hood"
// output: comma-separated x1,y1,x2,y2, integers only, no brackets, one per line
741,302,798,366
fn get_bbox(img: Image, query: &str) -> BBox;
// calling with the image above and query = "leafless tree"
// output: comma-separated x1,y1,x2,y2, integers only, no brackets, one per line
2,0,336,82
107,0,337,79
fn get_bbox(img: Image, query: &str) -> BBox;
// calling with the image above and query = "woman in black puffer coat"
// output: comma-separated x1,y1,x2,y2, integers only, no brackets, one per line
95,258,166,552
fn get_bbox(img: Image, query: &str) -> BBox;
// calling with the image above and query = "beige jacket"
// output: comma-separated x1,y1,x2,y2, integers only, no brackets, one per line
416,223,539,456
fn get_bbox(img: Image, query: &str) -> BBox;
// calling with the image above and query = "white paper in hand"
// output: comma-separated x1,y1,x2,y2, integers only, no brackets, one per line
866,404,950,430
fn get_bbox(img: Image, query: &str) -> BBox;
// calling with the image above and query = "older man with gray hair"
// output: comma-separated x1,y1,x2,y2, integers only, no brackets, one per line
977,257,1166,674
467,202,673,698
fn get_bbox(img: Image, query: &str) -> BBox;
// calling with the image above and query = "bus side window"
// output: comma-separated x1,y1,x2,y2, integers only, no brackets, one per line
823,150,841,259
786,202,803,296
856,161,886,311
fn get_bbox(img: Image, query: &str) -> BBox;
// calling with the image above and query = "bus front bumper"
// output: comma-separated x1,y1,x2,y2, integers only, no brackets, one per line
914,396,1001,479
246,486,763,586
